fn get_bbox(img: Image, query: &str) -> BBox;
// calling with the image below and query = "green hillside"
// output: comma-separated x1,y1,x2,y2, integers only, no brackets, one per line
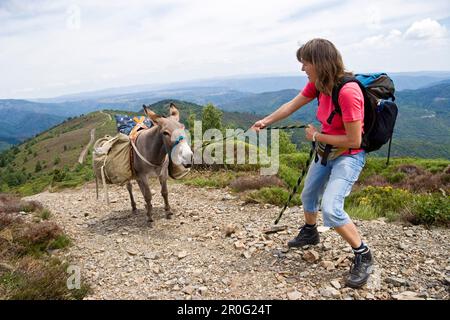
0,111,114,195
0,100,260,195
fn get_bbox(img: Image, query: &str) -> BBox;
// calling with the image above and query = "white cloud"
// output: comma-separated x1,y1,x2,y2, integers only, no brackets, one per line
356,29,403,48
404,18,448,40
1,0,450,98
365,4,382,30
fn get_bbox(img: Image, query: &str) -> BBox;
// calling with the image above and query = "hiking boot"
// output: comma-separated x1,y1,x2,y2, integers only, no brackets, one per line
287,225,320,248
345,250,374,288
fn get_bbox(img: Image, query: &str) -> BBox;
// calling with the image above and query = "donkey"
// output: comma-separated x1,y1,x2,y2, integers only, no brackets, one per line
126,103,193,225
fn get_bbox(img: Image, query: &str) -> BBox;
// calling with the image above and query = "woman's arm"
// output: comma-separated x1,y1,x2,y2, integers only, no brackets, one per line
251,93,313,131
305,121,362,149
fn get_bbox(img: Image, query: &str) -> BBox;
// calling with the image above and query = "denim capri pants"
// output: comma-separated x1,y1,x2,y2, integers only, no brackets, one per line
300,151,366,228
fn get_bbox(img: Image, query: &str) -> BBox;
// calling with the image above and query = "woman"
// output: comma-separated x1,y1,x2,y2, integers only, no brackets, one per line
251,38,373,289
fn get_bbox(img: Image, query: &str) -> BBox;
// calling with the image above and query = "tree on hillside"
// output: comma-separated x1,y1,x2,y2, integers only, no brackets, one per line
35,161,42,173
202,103,222,134
278,131,298,154
187,112,196,138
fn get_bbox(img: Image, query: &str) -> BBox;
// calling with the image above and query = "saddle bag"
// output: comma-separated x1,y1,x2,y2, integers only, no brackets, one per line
92,133,133,203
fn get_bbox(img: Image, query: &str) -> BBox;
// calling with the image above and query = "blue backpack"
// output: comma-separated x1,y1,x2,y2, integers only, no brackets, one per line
114,114,153,135
330,73,398,164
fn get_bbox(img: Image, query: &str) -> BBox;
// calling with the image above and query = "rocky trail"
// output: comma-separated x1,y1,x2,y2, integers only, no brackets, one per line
24,181,450,300
77,128,95,164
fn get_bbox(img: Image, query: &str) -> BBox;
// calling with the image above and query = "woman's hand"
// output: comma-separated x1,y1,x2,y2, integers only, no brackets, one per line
305,124,319,141
250,119,267,132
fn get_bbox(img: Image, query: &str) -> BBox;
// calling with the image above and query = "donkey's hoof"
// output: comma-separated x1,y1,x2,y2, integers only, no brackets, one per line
165,211,173,219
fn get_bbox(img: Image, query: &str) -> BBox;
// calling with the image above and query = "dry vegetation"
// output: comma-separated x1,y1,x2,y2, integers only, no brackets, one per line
0,193,90,299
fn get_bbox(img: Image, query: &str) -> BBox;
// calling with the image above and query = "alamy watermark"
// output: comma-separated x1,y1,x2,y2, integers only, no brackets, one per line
66,4,81,30
66,265,81,290
174,121,280,175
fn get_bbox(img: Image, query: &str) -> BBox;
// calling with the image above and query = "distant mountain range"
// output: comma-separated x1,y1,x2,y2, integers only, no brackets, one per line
33,71,450,103
0,106,65,145
1,72,449,158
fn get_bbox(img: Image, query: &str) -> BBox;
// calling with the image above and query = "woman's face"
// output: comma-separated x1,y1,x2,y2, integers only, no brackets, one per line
301,60,317,83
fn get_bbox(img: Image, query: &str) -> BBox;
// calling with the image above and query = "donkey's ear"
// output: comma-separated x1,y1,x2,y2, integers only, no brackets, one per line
169,103,180,121
143,105,161,124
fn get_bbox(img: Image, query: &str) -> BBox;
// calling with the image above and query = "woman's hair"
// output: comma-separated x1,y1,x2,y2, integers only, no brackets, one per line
296,38,352,95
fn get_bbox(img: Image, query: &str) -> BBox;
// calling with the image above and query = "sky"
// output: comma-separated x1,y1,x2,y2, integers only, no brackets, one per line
1,0,450,99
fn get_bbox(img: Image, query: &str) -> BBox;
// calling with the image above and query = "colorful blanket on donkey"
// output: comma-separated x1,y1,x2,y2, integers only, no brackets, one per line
114,115,153,135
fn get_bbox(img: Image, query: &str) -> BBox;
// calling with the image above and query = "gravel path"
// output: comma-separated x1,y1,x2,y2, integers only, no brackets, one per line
24,181,450,300
77,128,95,164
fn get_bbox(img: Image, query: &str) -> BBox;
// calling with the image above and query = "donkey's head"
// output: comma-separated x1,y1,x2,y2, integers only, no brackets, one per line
143,103,193,170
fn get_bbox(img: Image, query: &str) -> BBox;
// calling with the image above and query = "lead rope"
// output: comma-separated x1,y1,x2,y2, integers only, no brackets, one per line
196,124,307,152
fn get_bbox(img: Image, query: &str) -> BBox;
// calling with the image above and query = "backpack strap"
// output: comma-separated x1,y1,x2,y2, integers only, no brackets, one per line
329,76,359,124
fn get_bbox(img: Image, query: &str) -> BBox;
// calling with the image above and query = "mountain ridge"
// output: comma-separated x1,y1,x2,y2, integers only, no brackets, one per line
1,79,449,158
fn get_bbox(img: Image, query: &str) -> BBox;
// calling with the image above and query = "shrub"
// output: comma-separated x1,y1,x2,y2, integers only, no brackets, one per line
278,153,310,188
1,257,90,300
0,212,23,229
17,221,63,256
385,172,406,184
278,131,298,154
183,177,230,188
360,174,388,188
245,187,301,207
399,172,448,193
396,164,424,175
181,170,236,188
39,209,51,220
229,175,286,192
408,194,450,226
48,234,71,250
52,169,66,183
0,194,43,214
2,170,28,187
20,200,43,213
346,205,380,221
0,196,88,300
346,186,413,220
21,222,62,244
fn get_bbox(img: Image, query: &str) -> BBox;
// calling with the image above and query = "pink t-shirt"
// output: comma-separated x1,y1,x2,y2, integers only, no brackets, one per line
301,81,364,155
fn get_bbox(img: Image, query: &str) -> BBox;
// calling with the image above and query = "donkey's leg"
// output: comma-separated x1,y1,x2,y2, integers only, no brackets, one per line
136,177,153,223
159,175,172,219
126,182,137,213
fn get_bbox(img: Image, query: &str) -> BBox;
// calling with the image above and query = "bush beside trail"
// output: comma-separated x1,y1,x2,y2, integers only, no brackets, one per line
181,155,450,227
0,193,90,299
